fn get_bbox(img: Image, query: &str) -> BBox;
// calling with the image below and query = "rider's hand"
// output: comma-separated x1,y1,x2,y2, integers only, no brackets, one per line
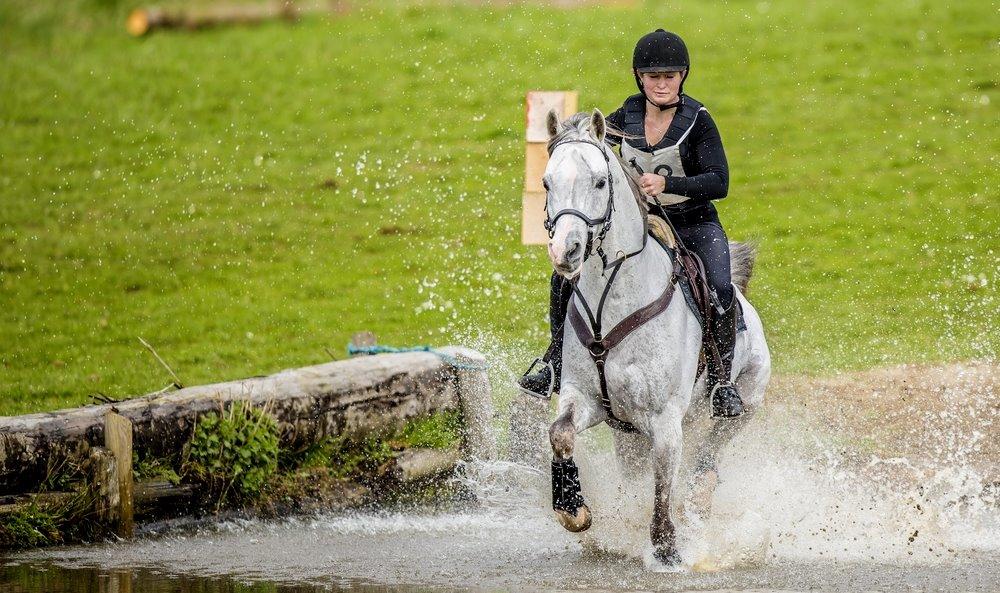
639,173,667,196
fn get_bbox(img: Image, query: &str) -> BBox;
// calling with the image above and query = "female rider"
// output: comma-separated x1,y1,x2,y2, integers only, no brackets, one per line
519,29,745,418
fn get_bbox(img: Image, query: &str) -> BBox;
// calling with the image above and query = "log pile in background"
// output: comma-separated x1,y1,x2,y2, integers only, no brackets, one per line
127,1,303,36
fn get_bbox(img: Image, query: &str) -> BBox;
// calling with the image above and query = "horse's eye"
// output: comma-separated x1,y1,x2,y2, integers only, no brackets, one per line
542,179,550,191
596,178,606,189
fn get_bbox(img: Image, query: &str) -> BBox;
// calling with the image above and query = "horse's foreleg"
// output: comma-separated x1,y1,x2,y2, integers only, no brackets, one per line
549,394,600,532
650,416,684,566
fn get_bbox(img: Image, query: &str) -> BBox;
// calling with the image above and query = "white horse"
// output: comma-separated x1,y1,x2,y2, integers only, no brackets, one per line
542,109,771,567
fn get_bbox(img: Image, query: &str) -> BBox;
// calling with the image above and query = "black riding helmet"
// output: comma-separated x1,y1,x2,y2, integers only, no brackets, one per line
632,29,689,111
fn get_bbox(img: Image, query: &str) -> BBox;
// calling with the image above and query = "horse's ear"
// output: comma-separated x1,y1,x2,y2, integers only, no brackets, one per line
546,109,560,138
591,108,606,143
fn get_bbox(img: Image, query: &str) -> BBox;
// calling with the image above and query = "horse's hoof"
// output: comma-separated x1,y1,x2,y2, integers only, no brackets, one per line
652,547,684,570
554,504,592,532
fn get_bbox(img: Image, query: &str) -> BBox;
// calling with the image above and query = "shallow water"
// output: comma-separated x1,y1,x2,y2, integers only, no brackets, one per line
4,381,999,592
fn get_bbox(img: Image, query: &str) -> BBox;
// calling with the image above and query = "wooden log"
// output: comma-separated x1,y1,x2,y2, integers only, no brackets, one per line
390,447,460,483
133,479,195,519
127,2,300,37
0,347,482,494
0,492,75,515
104,412,133,538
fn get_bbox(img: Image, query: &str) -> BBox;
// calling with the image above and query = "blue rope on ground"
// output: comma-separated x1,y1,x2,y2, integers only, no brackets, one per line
346,344,489,371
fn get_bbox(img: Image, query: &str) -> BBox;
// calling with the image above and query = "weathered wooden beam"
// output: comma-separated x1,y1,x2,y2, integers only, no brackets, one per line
0,347,485,494
0,492,75,515
104,412,133,538
133,479,195,519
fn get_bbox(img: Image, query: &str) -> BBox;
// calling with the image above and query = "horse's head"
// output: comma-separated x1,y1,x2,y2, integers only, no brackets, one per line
543,109,613,279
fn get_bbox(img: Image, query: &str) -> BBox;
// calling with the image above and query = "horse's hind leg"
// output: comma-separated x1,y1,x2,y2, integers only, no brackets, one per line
650,415,684,566
687,360,769,517
686,418,743,519
613,430,650,480
549,395,600,533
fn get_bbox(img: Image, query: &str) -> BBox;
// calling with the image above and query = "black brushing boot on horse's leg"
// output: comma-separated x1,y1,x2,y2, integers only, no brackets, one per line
551,457,591,532
518,273,571,399
709,299,745,418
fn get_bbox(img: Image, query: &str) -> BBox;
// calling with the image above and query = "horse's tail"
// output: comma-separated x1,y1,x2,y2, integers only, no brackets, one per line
729,240,757,295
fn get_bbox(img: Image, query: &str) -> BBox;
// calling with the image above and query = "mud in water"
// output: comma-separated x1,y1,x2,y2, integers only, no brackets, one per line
3,362,998,592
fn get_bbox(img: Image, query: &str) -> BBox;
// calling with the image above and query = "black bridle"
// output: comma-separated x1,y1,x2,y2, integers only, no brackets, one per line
543,139,646,271
538,138,661,432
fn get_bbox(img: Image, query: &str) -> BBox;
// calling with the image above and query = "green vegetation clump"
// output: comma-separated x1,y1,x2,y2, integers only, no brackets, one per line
284,411,462,480
183,402,280,506
397,411,463,450
0,504,61,548
0,489,101,550
132,451,181,485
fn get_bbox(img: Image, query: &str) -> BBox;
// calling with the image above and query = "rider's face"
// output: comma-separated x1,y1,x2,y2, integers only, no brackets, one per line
639,70,685,105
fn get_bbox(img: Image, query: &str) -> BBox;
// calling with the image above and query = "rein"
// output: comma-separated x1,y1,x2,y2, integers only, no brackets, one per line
544,138,677,433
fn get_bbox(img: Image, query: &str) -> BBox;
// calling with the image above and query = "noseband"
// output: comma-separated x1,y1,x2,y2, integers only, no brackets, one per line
543,139,616,269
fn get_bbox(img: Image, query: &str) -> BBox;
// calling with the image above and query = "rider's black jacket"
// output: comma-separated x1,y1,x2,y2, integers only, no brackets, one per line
605,93,729,227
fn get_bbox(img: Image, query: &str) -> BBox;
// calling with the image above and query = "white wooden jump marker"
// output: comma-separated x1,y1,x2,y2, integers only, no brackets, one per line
522,91,578,245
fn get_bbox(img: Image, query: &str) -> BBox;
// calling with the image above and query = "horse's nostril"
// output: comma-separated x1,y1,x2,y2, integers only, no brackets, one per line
565,242,581,259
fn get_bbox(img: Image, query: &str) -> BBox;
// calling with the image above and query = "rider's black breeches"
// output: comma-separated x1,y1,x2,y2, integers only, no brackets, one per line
670,218,734,309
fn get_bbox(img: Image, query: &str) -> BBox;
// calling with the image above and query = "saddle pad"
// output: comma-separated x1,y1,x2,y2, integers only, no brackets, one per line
649,232,747,333
647,215,677,249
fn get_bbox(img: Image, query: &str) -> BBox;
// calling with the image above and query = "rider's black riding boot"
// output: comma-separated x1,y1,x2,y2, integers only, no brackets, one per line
517,333,563,399
709,299,745,418
518,275,571,399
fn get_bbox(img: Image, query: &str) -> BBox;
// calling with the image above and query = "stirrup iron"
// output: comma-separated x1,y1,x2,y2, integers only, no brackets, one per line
518,357,555,401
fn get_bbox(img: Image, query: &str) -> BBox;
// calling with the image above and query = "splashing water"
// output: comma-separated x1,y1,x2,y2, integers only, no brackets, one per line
10,348,999,591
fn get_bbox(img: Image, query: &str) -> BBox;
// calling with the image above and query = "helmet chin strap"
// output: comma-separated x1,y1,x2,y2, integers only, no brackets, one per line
634,69,689,111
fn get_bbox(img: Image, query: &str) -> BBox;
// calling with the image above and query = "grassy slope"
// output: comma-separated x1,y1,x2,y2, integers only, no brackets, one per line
0,1,996,416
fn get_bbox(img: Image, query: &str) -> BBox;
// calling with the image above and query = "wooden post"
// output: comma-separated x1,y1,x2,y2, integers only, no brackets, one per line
348,331,377,355
522,91,578,245
104,411,134,538
88,447,119,530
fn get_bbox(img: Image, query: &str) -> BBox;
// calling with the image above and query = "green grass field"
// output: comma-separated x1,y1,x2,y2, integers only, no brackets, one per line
1,0,996,416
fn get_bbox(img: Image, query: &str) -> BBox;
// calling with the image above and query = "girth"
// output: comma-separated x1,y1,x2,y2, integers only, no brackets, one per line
567,260,679,433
